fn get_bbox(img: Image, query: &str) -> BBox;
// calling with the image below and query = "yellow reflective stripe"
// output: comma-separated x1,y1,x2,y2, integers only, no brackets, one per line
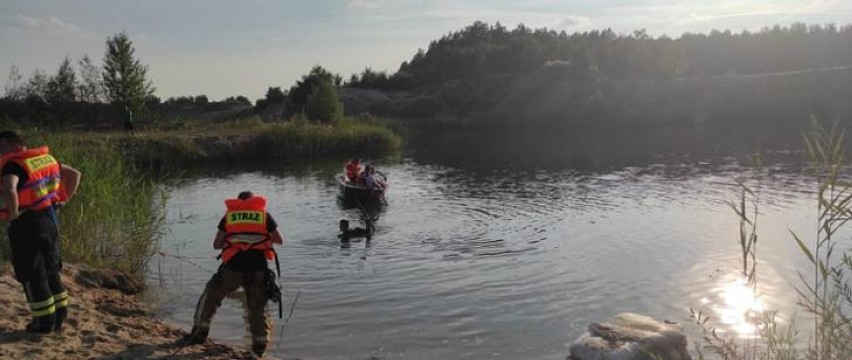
54,298,69,308
32,304,56,317
29,296,55,309
34,179,60,198
53,291,68,301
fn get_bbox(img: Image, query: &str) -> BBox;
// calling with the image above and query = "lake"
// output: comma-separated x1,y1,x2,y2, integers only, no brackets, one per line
149,129,845,360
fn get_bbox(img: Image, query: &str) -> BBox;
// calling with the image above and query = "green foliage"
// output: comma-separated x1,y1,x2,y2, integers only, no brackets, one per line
255,86,285,110
46,56,78,105
3,65,26,101
0,132,167,275
795,117,852,359
102,32,155,114
26,70,49,102
305,78,344,123
365,21,852,91
258,117,401,158
346,67,391,89
76,55,104,103
287,66,342,115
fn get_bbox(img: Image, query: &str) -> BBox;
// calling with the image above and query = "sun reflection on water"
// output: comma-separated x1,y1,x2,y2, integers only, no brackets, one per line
711,276,768,338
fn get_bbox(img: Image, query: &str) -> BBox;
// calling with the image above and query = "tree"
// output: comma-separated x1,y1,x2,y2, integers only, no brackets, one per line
255,86,285,110
102,32,155,113
77,55,103,103
287,66,341,114
305,78,343,123
46,56,78,104
265,87,285,103
25,69,49,102
3,65,26,101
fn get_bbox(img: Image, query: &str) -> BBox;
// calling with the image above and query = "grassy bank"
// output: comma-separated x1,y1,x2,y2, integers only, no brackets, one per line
85,115,403,169
0,131,166,275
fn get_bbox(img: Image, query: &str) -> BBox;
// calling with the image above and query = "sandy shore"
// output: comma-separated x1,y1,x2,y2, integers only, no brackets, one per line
0,262,252,360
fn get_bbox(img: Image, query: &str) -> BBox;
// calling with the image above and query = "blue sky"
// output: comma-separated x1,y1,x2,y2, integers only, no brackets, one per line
1,0,850,100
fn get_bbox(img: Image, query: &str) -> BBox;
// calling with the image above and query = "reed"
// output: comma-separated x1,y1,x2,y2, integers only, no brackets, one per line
0,131,167,276
692,116,852,360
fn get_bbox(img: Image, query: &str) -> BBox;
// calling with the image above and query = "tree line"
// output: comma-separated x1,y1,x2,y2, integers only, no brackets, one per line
346,21,852,90
2,31,347,127
7,21,851,127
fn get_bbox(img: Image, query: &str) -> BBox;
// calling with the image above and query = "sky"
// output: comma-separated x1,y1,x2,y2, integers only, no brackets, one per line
1,0,851,100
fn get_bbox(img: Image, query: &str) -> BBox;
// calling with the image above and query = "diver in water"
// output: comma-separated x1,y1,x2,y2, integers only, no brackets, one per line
338,219,374,243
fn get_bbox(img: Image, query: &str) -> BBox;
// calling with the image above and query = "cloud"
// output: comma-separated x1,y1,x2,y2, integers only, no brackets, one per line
15,14,79,33
555,15,591,29
348,0,381,9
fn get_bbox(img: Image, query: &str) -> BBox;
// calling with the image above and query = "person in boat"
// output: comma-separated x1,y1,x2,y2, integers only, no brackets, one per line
344,157,362,183
339,219,374,242
361,165,387,191
185,191,284,359
0,130,82,333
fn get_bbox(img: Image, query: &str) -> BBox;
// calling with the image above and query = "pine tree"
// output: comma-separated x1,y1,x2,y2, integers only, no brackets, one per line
26,69,49,101
102,32,155,113
46,56,78,104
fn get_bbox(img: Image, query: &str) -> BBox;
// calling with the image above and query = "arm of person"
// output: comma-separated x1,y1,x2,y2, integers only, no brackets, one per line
2,174,20,220
58,164,82,203
213,231,227,249
270,229,284,245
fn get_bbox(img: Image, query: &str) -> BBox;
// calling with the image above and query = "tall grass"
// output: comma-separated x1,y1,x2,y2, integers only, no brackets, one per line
693,117,852,360
0,131,167,275
258,116,403,158
105,115,402,169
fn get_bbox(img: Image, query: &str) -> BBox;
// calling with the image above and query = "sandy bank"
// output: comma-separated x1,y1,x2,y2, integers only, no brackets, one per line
0,262,252,360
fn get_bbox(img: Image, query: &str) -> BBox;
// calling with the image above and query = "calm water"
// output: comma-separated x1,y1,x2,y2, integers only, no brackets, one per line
149,131,847,360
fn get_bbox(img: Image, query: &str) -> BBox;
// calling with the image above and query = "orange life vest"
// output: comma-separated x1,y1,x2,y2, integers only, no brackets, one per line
345,162,361,181
0,146,65,220
219,195,275,263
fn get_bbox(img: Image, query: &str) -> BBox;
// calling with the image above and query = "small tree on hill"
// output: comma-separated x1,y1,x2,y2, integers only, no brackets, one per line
287,65,342,115
305,78,343,123
102,32,155,114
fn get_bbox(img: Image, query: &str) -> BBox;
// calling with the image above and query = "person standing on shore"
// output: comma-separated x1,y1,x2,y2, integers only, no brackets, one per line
0,130,82,333
186,191,284,359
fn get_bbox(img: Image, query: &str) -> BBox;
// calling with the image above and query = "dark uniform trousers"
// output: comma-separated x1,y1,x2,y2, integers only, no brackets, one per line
9,210,68,325
191,266,271,347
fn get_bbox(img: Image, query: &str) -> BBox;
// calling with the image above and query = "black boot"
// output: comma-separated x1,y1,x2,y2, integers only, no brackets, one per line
184,325,209,345
53,307,67,332
251,342,267,359
25,316,55,334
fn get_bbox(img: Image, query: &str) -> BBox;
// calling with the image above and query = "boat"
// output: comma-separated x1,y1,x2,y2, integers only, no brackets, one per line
336,171,387,198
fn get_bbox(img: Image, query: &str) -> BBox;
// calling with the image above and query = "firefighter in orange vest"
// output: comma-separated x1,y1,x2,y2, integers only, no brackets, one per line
0,130,81,333
186,191,284,358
